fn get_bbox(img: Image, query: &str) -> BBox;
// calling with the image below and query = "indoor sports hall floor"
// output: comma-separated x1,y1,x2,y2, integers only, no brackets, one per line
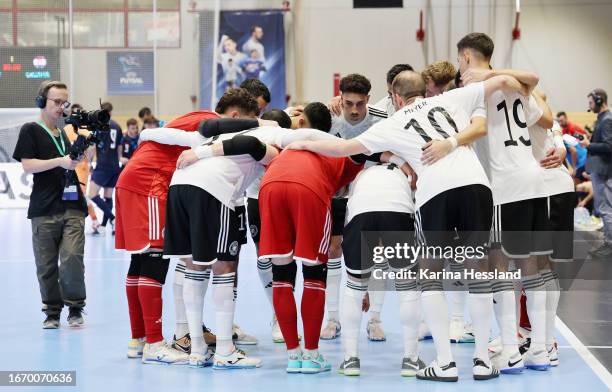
2,209,611,391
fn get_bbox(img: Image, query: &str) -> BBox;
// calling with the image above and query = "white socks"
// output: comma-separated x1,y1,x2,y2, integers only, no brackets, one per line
492,279,519,351
541,269,561,346
522,273,546,351
325,257,342,321
396,279,419,360
468,292,493,361
420,281,453,365
342,279,367,359
183,269,209,355
257,257,274,306
213,272,237,356
173,261,188,337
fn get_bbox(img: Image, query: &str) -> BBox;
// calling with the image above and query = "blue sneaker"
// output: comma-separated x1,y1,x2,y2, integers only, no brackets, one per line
287,352,302,373
301,353,331,374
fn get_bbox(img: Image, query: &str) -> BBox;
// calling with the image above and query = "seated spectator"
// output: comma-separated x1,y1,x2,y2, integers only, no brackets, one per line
142,115,160,129
557,111,588,137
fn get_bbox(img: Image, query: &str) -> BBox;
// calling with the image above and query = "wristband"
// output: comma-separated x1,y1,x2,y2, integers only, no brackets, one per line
389,155,406,166
449,136,459,150
193,145,213,159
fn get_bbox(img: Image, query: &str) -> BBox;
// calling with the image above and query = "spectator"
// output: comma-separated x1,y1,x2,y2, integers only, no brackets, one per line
142,115,160,129
557,111,588,137
580,89,612,258
12,80,89,328
121,118,140,165
240,78,271,114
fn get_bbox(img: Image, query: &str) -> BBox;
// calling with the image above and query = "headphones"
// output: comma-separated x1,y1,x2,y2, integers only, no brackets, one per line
35,81,63,109
590,90,604,107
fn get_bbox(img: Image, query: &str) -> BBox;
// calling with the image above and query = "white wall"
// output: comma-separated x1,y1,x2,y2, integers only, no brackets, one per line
59,0,612,116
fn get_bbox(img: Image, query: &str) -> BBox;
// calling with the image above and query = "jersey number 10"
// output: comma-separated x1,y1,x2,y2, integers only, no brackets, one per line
404,106,458,142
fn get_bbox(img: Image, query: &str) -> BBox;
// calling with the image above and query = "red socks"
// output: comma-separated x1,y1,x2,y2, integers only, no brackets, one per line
138,277,164,344
301,280,326,350
519,291,532,331
126,275,145,339
273,281,300,350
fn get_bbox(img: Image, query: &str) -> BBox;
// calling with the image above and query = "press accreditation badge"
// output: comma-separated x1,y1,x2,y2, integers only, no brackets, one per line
62,185,78,201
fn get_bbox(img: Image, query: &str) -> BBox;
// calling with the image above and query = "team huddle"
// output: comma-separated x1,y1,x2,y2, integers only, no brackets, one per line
115,33,572,382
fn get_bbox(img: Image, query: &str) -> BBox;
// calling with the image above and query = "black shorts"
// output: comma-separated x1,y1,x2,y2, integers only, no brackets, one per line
415,184,493,251
91,168,120,188
235,204,248,246
491,197,552,259
343,211,415,274
331,198,348,236
164,185,243,265
549,192,576,261
246,197,260,243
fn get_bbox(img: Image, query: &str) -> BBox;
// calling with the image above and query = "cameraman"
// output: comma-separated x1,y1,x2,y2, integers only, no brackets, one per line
12,80,89,328
581,89,612,258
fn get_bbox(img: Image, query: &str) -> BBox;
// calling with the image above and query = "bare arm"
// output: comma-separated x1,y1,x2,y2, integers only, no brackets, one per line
284,138,369,157
463,68,538,95
139,127,204,148
22,156,77,173
483,75,529,100
531,89,554,129
421,116,486,166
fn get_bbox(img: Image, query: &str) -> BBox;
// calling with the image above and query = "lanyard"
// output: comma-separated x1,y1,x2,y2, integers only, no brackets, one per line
38,121,65,156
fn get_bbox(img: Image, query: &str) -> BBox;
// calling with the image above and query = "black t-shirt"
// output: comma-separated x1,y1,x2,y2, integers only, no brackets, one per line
12,121,87,219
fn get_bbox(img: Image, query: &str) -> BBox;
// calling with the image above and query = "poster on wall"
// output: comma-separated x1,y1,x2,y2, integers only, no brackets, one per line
201,10,286,110
107,51,154,95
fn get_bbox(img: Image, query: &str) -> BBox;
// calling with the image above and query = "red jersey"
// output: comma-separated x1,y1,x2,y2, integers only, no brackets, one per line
261,150,363,205
116,111,220,198
561,122,587,137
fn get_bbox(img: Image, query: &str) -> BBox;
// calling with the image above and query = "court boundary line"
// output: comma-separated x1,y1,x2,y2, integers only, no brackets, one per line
556,316,612,389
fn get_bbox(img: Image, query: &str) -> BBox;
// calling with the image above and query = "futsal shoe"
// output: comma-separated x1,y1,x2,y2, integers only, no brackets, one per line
272,316,285,343
401,357,426,377
301,353,332,374
42,314,60,329
287,351,303,373
491,349,525,374
141,341,189,365
233,324,258,345
547,344,559,367
418,320,432,341
213,348,262,369
172,333,191,354
67,307,84,327
524,348,551,371
203,324,216,346
449,319,475,343
127,337,145,358
416,360,458,382
338,357,360,376
366,318,386,341
473,358,500,380
320,319,341,340
189,348,215,368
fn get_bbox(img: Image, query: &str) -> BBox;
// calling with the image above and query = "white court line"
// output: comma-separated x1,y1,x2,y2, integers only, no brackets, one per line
556,316,612,389
559,345,612,349
0,258,128,263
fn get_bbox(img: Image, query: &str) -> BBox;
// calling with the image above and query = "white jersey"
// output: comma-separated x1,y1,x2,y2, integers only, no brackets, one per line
370,95,395,116
346,163,415,223
356,82,490,209
481,92,547,205
331,111,385,140
528,121,574,196
139,126,336,208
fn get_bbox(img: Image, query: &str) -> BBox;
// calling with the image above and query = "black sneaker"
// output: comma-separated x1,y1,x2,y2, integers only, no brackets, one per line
67,308,84,327
43,314,60,329
589,244,612,259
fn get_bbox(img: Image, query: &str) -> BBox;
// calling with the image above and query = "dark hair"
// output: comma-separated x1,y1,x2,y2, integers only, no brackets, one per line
589,88,608,105
240,78,271,104
454,71,463,88
215,88,259,116
339,74,371,95
138,107,152,119
386,64,414,85
101,101,113,113
38,80,67,97
251,25,262,33
127,118,138,127
556,111,567,118
303,102,332,133
142,115,159,126
261,109,291,129
457,32,494,60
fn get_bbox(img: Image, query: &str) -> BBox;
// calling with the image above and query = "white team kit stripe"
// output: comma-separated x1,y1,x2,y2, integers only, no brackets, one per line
318,209,332,255
217,205,230,253
148,196,160,241
148,197,152,241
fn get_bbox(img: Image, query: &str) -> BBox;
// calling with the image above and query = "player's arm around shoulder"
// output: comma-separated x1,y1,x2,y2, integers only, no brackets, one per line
284,138,369,157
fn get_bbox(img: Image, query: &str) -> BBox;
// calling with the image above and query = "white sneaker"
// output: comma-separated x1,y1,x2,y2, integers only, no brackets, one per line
366,318,386,341
473,358,500,380
547,344,559,367
272,316,285,343
213,348,262,369
491,348,525,374
417,320,432,341
449,318,474,343
141,341,189,365
416,360,458,382
233,324,258,345
488,335,503,356
320,319,341,340
524,348,550,371
189,348,214,368
127,337,145,358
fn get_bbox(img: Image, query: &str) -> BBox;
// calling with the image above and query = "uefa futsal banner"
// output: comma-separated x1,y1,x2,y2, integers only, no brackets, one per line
107,51,154,95
201,10,286,110
0,163,32,208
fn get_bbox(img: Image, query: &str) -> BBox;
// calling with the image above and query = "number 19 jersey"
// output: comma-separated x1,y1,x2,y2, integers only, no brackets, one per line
356,82,490,209
484,92,546,205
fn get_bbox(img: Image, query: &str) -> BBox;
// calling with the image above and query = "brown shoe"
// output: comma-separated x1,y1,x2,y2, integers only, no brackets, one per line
203,324,216,346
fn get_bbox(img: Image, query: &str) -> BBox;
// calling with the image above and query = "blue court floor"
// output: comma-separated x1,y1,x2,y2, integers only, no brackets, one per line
1,209,611,391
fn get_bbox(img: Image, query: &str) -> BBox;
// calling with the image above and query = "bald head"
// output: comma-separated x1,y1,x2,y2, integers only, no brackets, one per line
391,71,426,110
